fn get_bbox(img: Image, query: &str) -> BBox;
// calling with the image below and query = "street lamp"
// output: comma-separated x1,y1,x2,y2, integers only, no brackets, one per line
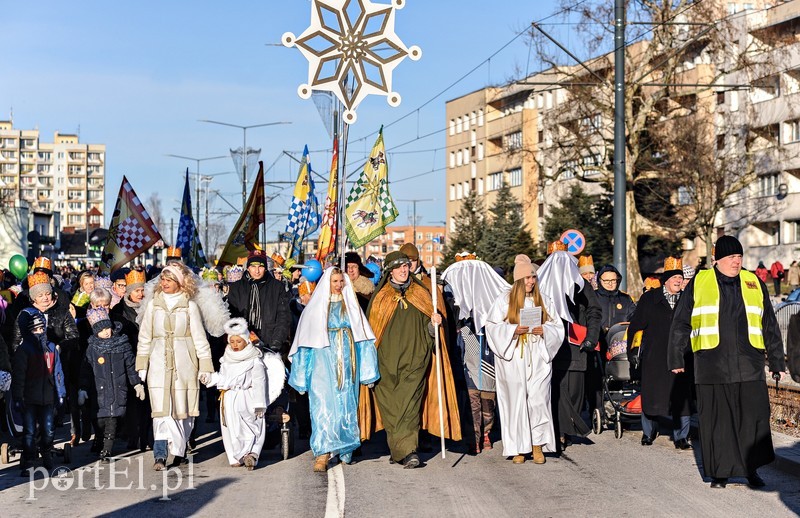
198,120,291,209
165,154,226,224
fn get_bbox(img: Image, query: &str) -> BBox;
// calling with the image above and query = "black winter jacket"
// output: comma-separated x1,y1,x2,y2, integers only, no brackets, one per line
227,274,291,353
79,325,139,418
553,281,603,372
12,333,66,406
668,267,785,384
595,265,636,333
11,293,79,353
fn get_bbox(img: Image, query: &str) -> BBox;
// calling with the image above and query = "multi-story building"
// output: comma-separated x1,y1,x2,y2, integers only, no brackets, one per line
0,121,105,235
361,225,445,267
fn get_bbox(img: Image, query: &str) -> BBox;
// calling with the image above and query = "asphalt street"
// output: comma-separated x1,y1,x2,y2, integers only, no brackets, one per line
1,420,799,517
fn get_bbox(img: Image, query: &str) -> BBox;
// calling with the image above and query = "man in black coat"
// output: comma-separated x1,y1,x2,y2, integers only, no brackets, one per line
226,250,291,354
668,236,784,489
627,258,693,449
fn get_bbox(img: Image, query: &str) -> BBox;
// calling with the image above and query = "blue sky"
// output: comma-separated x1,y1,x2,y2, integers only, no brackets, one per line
0,0,573,248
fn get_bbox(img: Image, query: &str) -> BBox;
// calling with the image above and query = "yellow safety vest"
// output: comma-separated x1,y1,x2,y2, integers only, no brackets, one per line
690,269,765,353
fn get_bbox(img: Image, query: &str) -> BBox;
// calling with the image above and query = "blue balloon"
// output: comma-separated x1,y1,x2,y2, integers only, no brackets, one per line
365,263,381,285
304,259,323,283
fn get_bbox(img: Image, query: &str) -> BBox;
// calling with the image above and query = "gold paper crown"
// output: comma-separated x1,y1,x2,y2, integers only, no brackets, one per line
455,251,477,262
27,271,50,288
578,255,594,268
663,256,683,271
298,280,316,297
644,276,662,291
271,253,285,267
547,240,568,255
166,246,182,258
33,256,52,271
236,256,248,266
125,269,146,285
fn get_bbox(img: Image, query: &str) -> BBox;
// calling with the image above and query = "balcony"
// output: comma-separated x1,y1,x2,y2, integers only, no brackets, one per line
67,153,85,163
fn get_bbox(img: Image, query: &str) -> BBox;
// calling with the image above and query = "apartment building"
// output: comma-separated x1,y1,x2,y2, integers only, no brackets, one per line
0,121,105,234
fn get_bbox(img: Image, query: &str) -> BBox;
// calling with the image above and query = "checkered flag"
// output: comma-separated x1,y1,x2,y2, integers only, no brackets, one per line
281,146,320,260
176,170,208,267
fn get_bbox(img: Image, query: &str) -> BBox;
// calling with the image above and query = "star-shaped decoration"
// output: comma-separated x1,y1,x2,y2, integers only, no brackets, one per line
283,0,421,124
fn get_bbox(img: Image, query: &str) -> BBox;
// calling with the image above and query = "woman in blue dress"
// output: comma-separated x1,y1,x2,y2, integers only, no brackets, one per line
288,267,380,472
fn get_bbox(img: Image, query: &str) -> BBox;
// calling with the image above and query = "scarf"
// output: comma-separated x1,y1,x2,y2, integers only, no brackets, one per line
663,286,681,310
247,275,265,333
223,342,262,363
124,295,141,310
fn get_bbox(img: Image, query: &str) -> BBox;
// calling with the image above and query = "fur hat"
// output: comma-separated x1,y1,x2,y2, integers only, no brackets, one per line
578,255,595,275
224,317,252,345
399,243,419,260
547,241,568,255
125,269,146,291
27,271,52,300
712,235,743,261
87,307,113,335
513,254,538,282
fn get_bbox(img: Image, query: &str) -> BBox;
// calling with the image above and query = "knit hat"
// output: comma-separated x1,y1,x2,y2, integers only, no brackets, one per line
547,240,568,255
247,249,273,268
682,264,696,280
383,251,411,272
224,317,252,345
27,271,53,300
345,252,374,278
399,243,419,260
110,268,128,283
661,257,684,283
578,255,595,275
513,254,538,282
87,307,113,335
712,235,743,261
125,269,146,291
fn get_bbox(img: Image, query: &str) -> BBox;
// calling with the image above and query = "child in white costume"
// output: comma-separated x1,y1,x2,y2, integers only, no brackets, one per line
204,318,284,469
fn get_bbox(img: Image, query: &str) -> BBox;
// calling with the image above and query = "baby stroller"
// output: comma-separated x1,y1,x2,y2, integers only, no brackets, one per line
1,391,72,465
591,322,641,439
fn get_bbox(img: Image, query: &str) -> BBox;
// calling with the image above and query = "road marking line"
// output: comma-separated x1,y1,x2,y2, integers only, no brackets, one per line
325,462,345,518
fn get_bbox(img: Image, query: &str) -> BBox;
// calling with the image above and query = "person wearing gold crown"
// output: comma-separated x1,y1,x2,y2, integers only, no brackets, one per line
627,257,693,449
578,255,597,290
165,246,183,266
669,235,784,489
537,241,602,452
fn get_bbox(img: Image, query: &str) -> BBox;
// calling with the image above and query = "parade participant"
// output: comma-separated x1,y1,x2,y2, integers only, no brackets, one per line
578,255,597,290
400,242,429,282
361,251,461,468
110,269,128,307
345,252,375,312
643,276,662,293
12,307,66,475
538,243,602,451
79,307,145,461
668,236,784,488
289,267,379,471
135,263,214,470
227,250,291,355
94,277,116,305
203,318,281,471
71,270,95,318
485,255,564,464
681,264,696,291
628,258,693,449
165,246,183,265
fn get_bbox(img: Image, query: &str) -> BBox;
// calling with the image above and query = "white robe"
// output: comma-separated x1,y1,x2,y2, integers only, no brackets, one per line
207,353,268,465
485,293,564,455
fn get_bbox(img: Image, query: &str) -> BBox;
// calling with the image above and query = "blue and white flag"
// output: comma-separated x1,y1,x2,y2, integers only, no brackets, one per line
281,146,320,260
176,169,207,267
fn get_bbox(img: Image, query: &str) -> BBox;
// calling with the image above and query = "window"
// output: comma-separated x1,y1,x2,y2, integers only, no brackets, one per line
470,112,477,126
68,202,83,211
477,109,484,126
504,131,523,151
450,184,455,201
456,150,463,167
716,91,725,105
88,190,102,200
790,220,800,243
579,114,602,134
463,147,470,164
37,164,51,173
508,167,522,187
478,178,484,195
728,2,738,14
449,152,455,168
477,142,484,160
717,135,725,151
463,114,470,131
561,159,578,180
487,172,503,191
57,152,64,159
677,186,694,206
450,217,456,232
582,154,603,176
463,181,470,196
450,119,455,136
456,117,463,133
471,129,477,146
456,183,463,199
786,120,800,143
426,232,433,240
757,173,780,197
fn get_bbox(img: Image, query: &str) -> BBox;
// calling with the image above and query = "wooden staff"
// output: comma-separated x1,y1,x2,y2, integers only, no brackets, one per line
431,267,446,459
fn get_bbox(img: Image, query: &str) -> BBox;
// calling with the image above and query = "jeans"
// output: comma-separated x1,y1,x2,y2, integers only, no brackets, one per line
153,439,168,460
22,404,56,459
641,413,691,441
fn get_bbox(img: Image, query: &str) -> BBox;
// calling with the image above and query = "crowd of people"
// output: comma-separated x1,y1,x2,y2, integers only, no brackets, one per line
0,235,789,490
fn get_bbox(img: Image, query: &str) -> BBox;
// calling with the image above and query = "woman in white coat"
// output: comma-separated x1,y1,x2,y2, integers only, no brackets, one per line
485,255,564,465
135,264,214,470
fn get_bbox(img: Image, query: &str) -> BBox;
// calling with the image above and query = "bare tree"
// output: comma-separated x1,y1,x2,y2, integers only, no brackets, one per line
146,192,165,237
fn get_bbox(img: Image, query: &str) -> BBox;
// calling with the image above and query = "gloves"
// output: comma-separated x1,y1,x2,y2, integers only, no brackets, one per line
78,389,88,406
198,372,212,384
298,391,306,396
138,370,147,383
366,383,375,389
631,355,640,370
579,340,595,353
254,408,266,419
134,384,146,401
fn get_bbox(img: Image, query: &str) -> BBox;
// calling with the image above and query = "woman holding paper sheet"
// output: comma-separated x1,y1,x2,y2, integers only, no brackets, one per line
485,255,564,465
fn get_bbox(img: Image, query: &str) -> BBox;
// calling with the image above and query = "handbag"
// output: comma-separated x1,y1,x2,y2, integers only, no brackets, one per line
568,322,599,351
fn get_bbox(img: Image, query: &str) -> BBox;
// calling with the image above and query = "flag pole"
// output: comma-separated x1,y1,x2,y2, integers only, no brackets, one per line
338,101,350,272
431,266,446,459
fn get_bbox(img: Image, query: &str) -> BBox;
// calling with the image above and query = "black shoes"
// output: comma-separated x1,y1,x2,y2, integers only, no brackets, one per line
401,452,420,469
710,477,728,489
641,431,658,446
747,472,766,488
674,438,691,450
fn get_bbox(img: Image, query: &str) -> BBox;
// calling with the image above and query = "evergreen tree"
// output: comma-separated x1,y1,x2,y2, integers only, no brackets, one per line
441,190,485,268
479,182,536,278
543,183,613,266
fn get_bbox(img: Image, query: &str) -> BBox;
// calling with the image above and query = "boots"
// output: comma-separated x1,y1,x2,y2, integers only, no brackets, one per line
532,445,545,465
243,453,257,471
313,453,330,472
512,455,525,464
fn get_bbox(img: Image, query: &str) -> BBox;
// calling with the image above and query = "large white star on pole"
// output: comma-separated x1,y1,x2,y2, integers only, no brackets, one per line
283,0,421,124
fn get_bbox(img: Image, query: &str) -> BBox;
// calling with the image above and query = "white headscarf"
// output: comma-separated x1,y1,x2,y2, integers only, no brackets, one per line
288,267,376,358
441,259,510,333
537,251,585,323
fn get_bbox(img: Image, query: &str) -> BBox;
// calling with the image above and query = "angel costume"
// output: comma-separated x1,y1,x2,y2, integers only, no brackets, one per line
288,268,379,463
485,293,564,455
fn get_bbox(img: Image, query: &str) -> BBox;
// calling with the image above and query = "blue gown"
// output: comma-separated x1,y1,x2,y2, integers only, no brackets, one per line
289,301,379,461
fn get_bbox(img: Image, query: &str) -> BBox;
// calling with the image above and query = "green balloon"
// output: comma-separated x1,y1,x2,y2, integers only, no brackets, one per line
8,254,28,280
